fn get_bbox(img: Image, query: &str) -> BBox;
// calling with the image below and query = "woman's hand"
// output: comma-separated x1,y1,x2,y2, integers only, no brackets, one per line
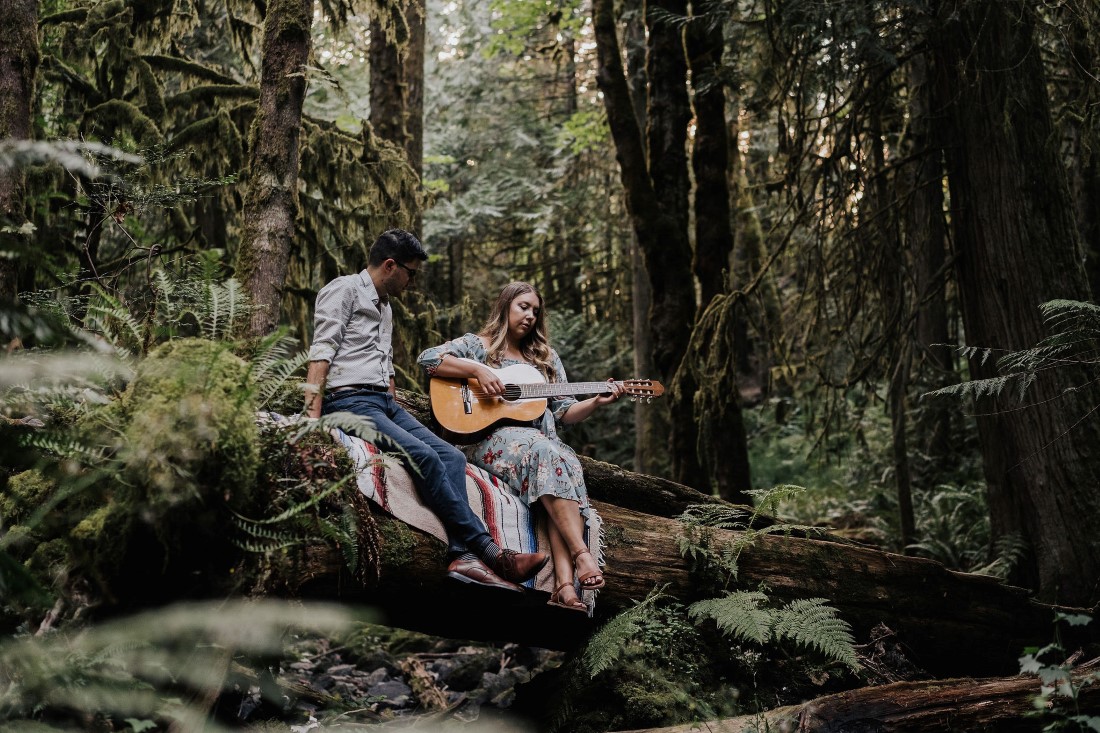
593,378,625,406
477,366,506,397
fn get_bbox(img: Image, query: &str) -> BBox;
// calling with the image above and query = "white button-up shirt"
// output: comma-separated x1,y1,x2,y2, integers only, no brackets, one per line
308,271,394,390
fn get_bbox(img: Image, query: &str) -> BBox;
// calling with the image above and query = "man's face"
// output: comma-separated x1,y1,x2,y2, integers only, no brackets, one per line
382,258,419,297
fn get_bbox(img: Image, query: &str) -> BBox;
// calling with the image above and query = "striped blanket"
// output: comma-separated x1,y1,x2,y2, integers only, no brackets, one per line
263,413,601,599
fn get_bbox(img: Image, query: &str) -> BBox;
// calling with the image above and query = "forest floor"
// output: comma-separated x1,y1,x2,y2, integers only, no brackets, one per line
251,627,559,731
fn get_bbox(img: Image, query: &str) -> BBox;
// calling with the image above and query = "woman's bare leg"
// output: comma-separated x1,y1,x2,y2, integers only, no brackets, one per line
540,495,601,585
545,517,573,592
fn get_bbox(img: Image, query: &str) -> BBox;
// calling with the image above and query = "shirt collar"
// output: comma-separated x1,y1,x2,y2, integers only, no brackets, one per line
358,270,388,307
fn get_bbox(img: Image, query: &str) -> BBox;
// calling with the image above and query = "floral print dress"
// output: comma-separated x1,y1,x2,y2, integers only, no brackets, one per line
417,333,592,522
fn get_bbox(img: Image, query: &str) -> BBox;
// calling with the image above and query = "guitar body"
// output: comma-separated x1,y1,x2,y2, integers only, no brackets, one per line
430,363,548,437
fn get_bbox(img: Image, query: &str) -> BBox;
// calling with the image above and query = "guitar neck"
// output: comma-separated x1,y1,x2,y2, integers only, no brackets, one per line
515,381,617,399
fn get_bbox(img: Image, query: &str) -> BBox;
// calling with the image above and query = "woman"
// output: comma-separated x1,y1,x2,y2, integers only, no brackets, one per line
418,282,623,613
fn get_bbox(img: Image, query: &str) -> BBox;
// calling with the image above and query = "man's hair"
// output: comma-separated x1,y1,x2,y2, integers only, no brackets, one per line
368,229,428,267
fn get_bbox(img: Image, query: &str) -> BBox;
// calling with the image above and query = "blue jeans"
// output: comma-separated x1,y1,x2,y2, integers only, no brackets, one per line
323,390,492,557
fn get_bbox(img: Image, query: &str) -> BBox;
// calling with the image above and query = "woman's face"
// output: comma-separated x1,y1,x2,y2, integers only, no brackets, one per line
506,291,541,343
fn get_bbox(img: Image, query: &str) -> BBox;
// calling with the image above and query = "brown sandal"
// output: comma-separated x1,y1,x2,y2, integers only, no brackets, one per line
572,548,605,590
548,582,588,613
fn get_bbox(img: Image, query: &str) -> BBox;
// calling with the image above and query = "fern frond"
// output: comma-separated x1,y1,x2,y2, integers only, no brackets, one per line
231,475,354,526
687,591,772,644
21,431,108,463
232,536,303,553
84,300,144,357
745,485,807,516
971,533,1028,579
231,516,307,542
772,598,860,671
580,588,666,678
678,503,751,530
922,373,1025,401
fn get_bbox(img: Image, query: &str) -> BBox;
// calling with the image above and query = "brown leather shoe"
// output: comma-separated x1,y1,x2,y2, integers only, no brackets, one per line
491,549,550,584
446,556,523,593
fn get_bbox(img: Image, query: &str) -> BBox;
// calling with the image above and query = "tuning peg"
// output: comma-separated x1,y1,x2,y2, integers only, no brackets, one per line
630,395,638,403
646,396,652,404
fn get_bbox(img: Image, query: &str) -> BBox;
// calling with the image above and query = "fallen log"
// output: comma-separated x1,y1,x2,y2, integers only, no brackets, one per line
270,497,1091,678
248,393,1096,678
619,658,1100,733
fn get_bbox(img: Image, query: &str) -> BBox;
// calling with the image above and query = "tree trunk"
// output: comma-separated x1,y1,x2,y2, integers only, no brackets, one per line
236,0,312,337
0,0,38,304
906,51,955,472
932,0,1100,606
369,15,407,150
283,487,1090,679
622,658,1100,732
370,0,423,236
594,0,703,488
643,0,706,490
623,0,667,476
684,6,752,502
258,393,1098,679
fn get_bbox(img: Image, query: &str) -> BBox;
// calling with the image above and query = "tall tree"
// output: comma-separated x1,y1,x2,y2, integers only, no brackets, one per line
932,0,1100,605
0,0,39,305
684,6,752,501
594,0,707,488
237,0,314,337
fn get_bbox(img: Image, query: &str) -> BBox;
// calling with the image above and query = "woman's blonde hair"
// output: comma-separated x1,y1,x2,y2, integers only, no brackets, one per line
478,281,556,381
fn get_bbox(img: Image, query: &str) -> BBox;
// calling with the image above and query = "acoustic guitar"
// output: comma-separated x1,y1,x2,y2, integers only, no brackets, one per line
430,362,664,436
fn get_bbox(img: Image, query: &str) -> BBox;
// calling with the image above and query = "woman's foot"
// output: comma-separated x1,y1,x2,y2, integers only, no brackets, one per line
572,548,605,590
548,582,588,613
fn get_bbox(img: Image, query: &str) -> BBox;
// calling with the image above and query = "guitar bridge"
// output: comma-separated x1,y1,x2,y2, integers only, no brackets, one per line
461,382,473,414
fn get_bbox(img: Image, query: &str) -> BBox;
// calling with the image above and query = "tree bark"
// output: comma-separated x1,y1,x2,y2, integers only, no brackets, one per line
685,7,752,503
622,0,666,476
0,0,38,304
370,0,423,236
236,0,312,337
594,0,704,488
906,51,954,473
931,0,1100,606
621,658,1100,732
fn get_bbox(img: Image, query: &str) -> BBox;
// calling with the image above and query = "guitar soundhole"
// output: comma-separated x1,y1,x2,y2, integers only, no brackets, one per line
502,385,522,402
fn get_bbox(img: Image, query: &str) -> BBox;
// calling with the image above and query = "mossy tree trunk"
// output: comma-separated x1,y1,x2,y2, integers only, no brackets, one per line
932,0,1100,606
0,0,38,304
237,0,312,337
369,0,424,236
279,452,1093,679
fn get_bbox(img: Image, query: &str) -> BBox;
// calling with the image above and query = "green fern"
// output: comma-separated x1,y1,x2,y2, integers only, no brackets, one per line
924,299,1100,406
687,591,771,644
0,600,358,729
232,475,354,527
688,594,861,672
580,588,667,678
772,598,860,671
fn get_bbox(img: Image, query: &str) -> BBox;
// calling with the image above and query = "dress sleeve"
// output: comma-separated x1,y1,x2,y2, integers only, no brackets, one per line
417,333,485,376
548,349,578,425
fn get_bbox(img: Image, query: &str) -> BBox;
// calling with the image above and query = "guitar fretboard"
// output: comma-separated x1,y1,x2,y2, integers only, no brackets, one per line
512,381,618,399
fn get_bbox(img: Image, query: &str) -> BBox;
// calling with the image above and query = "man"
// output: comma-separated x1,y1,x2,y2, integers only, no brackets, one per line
304,229,548,592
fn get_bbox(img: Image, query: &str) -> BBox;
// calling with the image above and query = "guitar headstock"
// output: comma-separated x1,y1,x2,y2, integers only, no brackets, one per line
621,379,665,400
